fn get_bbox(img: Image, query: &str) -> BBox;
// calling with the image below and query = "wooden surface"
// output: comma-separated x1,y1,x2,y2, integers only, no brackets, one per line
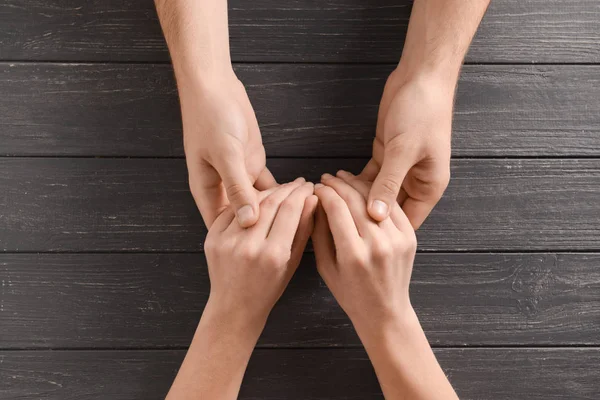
1,1,599,63
1,349,598,400
1,158,599,252
1,1,599,399
2,63,599,157
1,253,599,348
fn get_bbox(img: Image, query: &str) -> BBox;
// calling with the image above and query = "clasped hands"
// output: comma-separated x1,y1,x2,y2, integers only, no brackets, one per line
183,67,453,332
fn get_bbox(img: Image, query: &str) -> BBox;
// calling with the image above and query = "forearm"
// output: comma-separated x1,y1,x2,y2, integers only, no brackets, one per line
357,308,458,400
399,0,490,89
155,0,233,84
166,299,265,400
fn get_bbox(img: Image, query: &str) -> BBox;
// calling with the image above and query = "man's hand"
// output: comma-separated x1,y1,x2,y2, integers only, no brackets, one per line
362,68,452,230
362,0,490,229
180,71,277,228
155,0,277,228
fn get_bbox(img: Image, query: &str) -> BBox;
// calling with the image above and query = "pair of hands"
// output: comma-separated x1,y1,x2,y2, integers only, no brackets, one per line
183,67,452,231
204,170,417,336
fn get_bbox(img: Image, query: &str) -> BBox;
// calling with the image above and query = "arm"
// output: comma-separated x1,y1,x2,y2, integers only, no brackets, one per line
155,0,276,228
314,171,457,399
363,0,490,229
167,179,317,399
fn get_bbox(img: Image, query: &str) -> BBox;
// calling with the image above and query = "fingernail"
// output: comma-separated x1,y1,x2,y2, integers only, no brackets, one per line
295,177,306,183
337,170,351,178
315,183,324,189
321,173,334,181
237,205,255,225
371,200,388,218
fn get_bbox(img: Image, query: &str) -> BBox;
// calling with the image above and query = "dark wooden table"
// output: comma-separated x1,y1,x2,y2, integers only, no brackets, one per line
1,1,599,399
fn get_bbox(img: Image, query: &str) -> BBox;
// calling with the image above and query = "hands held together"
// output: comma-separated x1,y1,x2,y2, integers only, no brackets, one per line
167,170,457,400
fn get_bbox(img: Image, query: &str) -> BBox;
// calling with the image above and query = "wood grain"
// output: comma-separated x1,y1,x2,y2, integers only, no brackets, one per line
1,1,598,63
1,63,599,157
1,158,599,252
1,253,599,348
1,349,598,399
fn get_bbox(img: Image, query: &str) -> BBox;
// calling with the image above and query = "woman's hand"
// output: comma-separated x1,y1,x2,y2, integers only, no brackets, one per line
167,179,317,400
313,171,417,336
313,170,458,400
204,178,318,327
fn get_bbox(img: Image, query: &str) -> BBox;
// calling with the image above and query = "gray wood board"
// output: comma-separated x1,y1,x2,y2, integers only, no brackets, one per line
0,349,598,399
0,253,599,348
1,158,599,252
1,63,599,157
1,1,599,63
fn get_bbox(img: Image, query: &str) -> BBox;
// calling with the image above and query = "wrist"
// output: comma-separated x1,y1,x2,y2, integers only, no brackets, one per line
392,64,458,100
354,305,422,351
199,297,267,345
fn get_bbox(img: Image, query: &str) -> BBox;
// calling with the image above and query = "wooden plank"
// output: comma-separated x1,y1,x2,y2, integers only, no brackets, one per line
1,253,599,348
1,63,599,157
1,158,599,252
0,349,598,399
1,1,598,63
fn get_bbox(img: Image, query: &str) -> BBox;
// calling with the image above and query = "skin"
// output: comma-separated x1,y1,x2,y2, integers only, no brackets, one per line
155,0,491,230
363,0,491,228
166,178,318,399
314,171,459,399
167,172,458,398
155,0,275,228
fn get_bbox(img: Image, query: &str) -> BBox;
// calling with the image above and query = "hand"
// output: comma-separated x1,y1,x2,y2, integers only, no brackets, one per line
313,170,417,335
179,69,277,228
204,178,317,326
362,68,453,229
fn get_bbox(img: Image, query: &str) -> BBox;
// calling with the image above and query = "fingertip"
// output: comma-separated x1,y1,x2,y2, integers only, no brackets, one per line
321,173,334,182
237,204,258,227
336,170,354,179
368,199,389,221
314,183,325,190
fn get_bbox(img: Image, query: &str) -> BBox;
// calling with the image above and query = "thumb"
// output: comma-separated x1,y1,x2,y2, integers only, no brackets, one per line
214,151,259,228
368,144,414,221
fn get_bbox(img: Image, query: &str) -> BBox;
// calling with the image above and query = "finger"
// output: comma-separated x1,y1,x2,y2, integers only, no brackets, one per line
312,201,336,273
398,188,408,206
358,158,380,182
251,178,305,238
287,195,319,273
314,184,362,249
254,167,278,190
187,160,227,228
321,173,378,238
336,170,412,233
402,198,436,230
268,182,315,245
213,147,260,228
368,142,415,221
224,184,288,234
210,207,236,233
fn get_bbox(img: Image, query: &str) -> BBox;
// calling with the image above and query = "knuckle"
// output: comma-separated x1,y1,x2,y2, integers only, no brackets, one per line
261,194,280,210
225,183,248,203
378,176,401,197
237,244,260,262
262,246,291,267
279,198,296,214
204,235,219,255
396,233,417,254
371,239,394,262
